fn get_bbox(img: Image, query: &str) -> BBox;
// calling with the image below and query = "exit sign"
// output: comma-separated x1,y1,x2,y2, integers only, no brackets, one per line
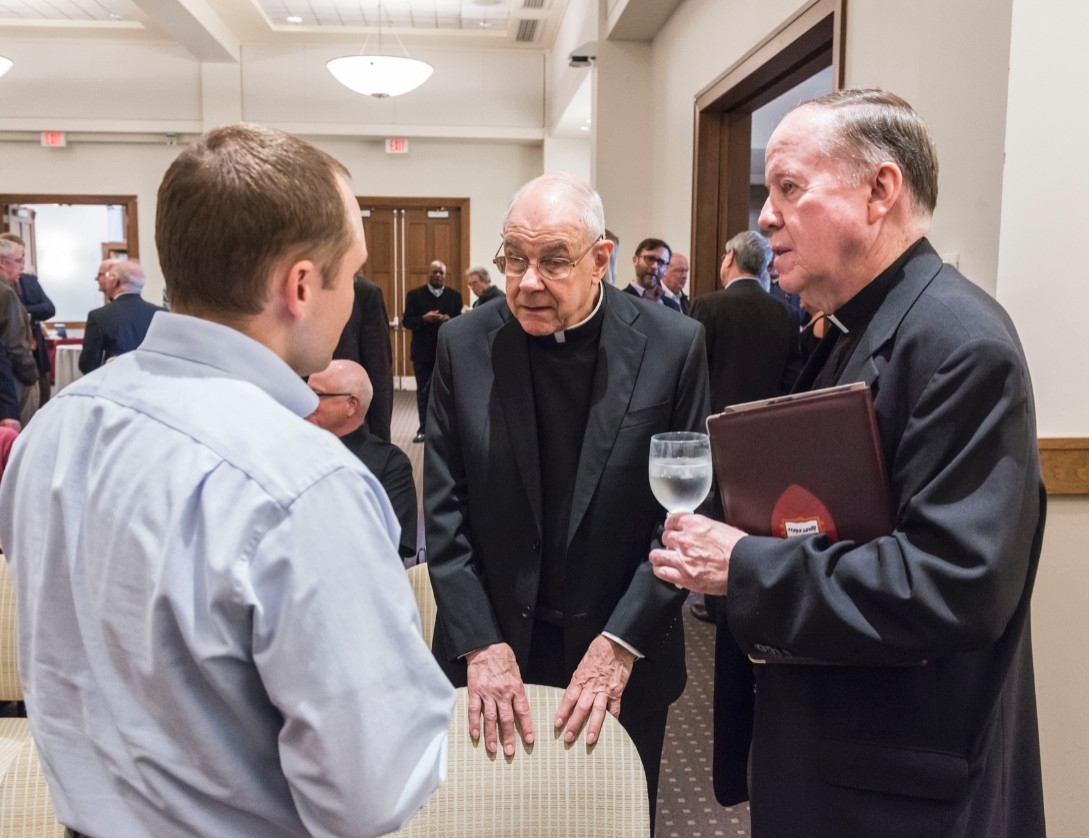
41,131,67,148
385,137,409,154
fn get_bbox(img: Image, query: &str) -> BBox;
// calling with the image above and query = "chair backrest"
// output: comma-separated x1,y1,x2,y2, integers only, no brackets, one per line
405,563,436,650
390,684,650,838
0,557,23,701
0,719,64,838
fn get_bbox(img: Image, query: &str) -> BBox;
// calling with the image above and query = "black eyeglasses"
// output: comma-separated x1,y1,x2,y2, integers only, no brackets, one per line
313,392,351,399
638,253,669,269
493,236,603,283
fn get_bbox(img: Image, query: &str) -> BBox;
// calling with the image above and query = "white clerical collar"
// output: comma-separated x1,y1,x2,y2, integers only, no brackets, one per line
552,284,604,343
826,313,849,334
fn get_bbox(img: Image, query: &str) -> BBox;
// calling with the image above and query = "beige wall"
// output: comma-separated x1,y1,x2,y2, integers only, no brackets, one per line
0,137,541,307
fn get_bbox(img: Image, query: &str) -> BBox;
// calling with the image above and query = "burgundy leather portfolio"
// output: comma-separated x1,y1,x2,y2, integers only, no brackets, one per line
705,382,895,545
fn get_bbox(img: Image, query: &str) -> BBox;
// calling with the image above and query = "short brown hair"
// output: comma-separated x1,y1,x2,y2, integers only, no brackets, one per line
802,89,939,221
156,123,354,316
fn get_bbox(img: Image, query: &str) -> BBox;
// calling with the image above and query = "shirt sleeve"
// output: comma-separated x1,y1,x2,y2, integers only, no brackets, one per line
247,466,455,838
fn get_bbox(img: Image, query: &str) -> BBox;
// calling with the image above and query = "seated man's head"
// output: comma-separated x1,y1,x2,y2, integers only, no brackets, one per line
306,359,373,437
155,123,366,376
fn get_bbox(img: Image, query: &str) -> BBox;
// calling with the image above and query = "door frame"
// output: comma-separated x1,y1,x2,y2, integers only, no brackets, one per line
1,194,140,263
690,0,844,300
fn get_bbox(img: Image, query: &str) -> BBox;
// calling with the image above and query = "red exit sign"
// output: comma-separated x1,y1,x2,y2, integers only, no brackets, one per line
385,137,409,154
41,131,67,147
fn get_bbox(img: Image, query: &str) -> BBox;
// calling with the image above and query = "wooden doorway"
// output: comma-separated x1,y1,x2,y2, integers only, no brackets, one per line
690,0,844,300
357,197,469,386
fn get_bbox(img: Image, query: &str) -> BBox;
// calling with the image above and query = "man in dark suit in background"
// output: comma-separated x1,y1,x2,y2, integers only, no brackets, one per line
425,173,709,830
691,231,796,414
0,238,40,426
622,237,672,306
333,273,393,441
660,251,691,314
402,260,461,443
79,260,163,374
0,233,55,408
651,89,1045,838
307,359,417,561
466,265,504,308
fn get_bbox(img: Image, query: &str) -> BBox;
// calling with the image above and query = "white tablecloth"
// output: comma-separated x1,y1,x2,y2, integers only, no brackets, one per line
54,345,83,393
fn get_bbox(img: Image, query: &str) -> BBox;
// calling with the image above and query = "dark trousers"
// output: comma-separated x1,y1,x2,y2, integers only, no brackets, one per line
524,620,666,834
414,358,435,432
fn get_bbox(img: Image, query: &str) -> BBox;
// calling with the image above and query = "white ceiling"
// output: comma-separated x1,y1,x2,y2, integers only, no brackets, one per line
0,0,568,49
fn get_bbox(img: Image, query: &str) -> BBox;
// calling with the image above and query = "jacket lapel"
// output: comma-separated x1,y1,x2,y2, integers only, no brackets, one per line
567,286,646,545
839,239,945,387
492,313,543,531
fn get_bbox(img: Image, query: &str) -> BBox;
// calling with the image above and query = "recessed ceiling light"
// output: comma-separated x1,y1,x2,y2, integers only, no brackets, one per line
107,11,123,20
286,15,303,24
478,20,493,28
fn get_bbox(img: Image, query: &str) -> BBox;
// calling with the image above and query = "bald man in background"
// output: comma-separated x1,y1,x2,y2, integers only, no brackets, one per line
308,359,417,561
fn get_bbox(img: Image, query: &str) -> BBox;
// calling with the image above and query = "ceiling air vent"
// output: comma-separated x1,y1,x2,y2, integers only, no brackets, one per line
516,18,539,42
522,0,546,8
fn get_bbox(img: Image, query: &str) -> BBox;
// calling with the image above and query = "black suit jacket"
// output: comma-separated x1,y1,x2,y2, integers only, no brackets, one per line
16,273,55,374
79,293,163,374
402,285,462,365
719,240,1046,837
472,284,504,308
690,277,796,412
340,426,417,560
334,276,394,442
425,284,710,710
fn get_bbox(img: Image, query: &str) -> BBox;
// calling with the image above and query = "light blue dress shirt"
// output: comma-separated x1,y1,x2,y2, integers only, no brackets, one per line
0,312,454,838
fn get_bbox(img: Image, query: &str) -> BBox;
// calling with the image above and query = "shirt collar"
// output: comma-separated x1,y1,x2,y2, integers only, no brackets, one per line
826,239,923,335
550,283,605,344
137,312,318,418
428,284,444,297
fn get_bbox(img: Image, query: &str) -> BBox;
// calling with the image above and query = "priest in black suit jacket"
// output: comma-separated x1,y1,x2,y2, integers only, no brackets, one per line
425,174,709,831
79,261,164,374
651,90,1045,838
402,261,461,441
307,359,417,561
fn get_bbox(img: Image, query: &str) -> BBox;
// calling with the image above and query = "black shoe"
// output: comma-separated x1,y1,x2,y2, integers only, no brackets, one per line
690,601,714,623
412,433,425,443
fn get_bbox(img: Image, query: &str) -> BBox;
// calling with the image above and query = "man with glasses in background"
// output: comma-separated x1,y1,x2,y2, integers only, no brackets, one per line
623,237,674,308
424,173,709,831
402,259,461,443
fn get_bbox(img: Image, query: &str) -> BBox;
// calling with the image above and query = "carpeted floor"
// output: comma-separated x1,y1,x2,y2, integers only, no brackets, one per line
391,389,751,836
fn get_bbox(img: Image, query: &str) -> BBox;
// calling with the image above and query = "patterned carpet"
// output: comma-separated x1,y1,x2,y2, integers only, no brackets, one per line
390,390,752,836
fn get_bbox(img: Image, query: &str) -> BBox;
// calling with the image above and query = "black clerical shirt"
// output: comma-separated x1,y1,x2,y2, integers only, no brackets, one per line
799,239,924,392
526,294,607,618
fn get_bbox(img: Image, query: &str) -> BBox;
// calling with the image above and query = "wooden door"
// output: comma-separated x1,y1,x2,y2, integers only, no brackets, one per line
358,198,468,384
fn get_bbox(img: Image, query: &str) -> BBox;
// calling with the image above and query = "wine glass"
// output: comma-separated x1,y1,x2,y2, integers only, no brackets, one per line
648,432,713,514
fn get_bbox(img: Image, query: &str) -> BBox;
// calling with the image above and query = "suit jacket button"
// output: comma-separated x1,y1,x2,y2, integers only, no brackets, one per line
521,607,532,619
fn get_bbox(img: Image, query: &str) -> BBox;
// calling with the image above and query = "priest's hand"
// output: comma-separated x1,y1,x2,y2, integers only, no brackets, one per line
649,512,745,595
554,635,635,746
465,643,535,756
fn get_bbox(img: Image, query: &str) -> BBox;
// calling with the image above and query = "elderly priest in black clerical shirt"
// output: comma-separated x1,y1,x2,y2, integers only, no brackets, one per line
423,172,710,833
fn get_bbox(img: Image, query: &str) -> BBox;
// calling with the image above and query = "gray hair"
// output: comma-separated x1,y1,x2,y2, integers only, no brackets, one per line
111,261,146,294
0,238,23,260
466,265,492,284
502,172,606,245
724,230,771,278
799,89,939,222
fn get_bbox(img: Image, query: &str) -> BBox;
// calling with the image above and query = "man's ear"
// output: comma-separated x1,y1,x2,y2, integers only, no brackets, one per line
276,259,319,319
867,162,904,224
345,394,361,417
593,239,614,281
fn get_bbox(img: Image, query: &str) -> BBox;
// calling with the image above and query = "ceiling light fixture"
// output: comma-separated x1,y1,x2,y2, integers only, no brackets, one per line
327,1,433,99
286,15,303,23
0,56,12,79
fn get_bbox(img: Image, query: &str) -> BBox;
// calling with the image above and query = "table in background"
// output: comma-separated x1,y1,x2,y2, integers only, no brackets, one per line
53,345,83,393
46,337,83,385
